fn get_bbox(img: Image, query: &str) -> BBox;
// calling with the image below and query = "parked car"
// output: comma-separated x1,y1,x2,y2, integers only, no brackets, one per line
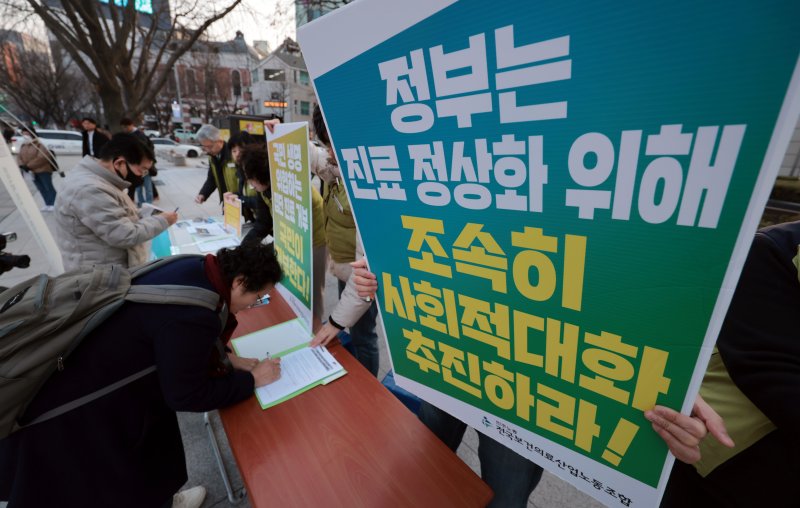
10,129,83,156
151,138,201,158
143,129,161,138
172,129,196,144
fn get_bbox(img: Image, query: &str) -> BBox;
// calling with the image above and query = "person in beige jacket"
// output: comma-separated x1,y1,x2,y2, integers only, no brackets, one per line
54,133,177,271
17,127,57,211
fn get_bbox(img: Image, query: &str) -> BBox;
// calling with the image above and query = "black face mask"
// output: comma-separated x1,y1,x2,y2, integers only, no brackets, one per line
124,169,144,188
114,161,144,187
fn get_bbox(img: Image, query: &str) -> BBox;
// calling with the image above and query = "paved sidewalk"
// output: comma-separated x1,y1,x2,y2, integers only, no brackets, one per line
0,156,602,508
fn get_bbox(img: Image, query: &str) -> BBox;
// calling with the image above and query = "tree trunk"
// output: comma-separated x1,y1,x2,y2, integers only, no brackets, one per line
99,87,126,133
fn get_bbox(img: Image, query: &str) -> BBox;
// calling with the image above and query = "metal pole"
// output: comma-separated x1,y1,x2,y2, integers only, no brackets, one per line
203,411,244,505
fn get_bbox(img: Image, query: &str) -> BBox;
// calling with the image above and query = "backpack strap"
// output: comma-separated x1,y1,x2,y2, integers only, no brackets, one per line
129,254,206,280
15,366,157,433
130,255,230,329
125,285,219,311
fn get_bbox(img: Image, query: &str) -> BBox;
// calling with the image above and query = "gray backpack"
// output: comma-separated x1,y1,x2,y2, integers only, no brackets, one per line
0,255,223,438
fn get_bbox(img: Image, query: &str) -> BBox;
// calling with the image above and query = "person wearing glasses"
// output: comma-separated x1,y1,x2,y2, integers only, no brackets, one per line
0,243,284,508
54,132,178,271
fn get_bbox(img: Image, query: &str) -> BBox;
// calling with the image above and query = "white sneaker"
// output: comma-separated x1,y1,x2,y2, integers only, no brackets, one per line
40,205,54,212
172,486,206,508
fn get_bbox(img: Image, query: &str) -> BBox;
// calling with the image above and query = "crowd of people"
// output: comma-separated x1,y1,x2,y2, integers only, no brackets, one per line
0,107,384,508
0,103,796,508
8,117,166,212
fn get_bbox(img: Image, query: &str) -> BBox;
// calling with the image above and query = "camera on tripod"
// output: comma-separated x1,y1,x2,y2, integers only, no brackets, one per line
0,232,31,276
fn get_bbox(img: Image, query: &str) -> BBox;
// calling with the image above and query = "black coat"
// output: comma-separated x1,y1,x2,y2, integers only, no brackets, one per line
0,257,254,508
82,129,109,157
662,221,800,507
242,189,274,246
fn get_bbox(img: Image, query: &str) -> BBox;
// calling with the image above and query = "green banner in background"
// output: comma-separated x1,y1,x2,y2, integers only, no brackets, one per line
299,0,800,505
267,122,314,329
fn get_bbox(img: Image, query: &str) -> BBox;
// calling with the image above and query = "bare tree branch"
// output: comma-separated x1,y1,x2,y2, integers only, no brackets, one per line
0,36,92,127
5,0,244,129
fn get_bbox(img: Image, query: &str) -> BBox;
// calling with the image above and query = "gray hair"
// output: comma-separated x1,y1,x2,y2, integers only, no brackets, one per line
195,124,221,143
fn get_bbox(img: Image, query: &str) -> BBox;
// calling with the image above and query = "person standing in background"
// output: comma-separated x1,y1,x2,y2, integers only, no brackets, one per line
227,131,258,222
81,117,109,158
17,126,57,212
120,117,157,206
1,123,13,145
195,124,237,206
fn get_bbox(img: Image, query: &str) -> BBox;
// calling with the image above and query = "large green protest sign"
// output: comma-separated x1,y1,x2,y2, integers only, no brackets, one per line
298,1,800,505
267,122,314,329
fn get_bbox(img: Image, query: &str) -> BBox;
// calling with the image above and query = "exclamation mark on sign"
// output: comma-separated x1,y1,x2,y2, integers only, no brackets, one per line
601,418,640,466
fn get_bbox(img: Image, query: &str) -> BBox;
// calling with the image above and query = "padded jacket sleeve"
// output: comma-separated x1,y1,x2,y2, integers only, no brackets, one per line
75,185,169,248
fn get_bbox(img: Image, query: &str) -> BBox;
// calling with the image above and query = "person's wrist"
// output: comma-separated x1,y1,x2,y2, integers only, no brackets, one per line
327,315,344,331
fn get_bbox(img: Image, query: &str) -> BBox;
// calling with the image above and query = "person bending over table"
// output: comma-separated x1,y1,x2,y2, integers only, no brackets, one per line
0,243,284,508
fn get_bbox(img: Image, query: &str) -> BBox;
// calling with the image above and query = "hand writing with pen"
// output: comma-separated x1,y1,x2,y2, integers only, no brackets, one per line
228,353,282,387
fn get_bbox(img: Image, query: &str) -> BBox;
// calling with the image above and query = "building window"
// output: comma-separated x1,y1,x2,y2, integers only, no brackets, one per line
232,70,242,97
300,101,310,115
299,70,309,86
185,69,196,95
263,68,285,81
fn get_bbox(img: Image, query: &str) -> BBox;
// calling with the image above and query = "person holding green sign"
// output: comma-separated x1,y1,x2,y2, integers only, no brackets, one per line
653,220,800,508
239,142,329,324
349,230,798,508
266,113,380,377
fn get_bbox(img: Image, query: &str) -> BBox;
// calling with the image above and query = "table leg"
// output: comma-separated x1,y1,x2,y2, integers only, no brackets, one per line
204,411,245,505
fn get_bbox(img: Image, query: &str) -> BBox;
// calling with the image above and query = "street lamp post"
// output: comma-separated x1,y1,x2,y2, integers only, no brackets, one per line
173,66,184,127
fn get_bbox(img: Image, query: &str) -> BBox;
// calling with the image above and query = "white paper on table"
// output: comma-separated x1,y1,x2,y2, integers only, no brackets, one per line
193,223,228,237
254,346,344,407
196,236,240,252
232,317,311,360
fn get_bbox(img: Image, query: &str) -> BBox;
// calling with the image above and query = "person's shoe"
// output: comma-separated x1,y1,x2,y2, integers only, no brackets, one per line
40,205,54,212
172,486,206,508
